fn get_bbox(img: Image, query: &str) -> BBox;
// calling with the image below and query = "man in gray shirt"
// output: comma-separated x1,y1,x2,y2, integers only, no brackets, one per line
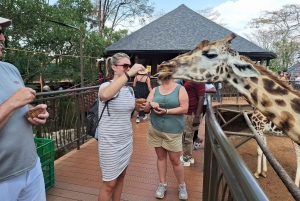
0,17,49,200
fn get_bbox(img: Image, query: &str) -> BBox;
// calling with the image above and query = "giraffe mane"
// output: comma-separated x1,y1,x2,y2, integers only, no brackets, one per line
240,55,300,98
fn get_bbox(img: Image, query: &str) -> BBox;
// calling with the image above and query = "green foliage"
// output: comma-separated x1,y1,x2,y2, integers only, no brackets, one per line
1,0,156,86
103,27,128,46
246,4,300,71
269,38,299,72
0,0,106,86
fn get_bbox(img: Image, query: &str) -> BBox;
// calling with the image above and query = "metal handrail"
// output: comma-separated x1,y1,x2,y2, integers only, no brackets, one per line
203,94,269,201
31,80,147,156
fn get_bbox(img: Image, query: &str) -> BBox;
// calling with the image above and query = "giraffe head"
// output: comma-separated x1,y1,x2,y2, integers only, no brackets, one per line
157,33,260,83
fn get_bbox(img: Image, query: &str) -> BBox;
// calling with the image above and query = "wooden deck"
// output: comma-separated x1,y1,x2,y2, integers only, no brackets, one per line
46,99,246,201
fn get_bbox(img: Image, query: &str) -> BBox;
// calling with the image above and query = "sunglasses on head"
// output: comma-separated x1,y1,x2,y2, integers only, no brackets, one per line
116,64,131,70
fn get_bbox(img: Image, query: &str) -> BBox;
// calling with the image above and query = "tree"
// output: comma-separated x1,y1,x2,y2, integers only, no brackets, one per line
269,39,299,72
247,4,300,41
245,4,300,72
0,0,107,86
95,0,154,37
198,7,227,27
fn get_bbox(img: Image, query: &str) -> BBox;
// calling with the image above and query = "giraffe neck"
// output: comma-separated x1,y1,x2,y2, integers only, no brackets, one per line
227,72,300,144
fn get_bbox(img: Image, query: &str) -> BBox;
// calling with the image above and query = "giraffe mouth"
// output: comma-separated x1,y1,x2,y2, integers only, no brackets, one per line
157,61,176,77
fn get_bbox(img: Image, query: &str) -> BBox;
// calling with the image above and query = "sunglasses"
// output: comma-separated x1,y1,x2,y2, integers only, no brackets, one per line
116,64,131,70
0,29,3,35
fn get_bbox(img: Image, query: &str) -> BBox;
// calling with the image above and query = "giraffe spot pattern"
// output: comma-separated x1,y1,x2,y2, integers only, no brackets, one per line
191,68,197,73
278,111,295,133
275,99,286,107
244,85,251,90
220,67,224,74
291,98,300,114
244,84,251,90
213,76,219,81
200,69,206,74
261,94,273,107
251,89,258,105
233,78,238,84
263,78,288,96
205,72,212,78
250,77,258,84
264,111,276,121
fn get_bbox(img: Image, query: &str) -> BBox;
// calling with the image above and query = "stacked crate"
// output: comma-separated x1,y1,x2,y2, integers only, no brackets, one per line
34,138,55,191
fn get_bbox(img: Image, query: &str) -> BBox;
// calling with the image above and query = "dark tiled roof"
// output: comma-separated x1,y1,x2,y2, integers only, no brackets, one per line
106,4,276,58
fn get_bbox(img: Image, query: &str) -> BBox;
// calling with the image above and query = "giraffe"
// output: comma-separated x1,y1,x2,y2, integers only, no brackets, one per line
157,33,300,145
251,109,300,187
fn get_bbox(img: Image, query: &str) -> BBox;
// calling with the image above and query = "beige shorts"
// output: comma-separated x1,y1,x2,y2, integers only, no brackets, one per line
147,122,182,152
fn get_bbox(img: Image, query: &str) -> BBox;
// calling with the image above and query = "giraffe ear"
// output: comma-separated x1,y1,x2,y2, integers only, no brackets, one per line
229,59,260,77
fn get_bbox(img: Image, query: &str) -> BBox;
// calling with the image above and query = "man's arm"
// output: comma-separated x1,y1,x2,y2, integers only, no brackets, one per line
0,101,17,129
193,84,205,126
193,96,204,127
0,87,36,129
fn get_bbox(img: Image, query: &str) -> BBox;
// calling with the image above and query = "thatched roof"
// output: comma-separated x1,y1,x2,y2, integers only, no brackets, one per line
106,4,276,59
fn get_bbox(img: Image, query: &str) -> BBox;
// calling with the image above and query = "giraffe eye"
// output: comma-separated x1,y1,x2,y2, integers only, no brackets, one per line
202,52,218,59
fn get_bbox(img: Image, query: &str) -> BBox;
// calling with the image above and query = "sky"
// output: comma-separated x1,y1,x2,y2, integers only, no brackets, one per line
49,0,299,37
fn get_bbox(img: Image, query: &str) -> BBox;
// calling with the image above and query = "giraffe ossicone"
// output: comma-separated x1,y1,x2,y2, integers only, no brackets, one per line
158,33,300,145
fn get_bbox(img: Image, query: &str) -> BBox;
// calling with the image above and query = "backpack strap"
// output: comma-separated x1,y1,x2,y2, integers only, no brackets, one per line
127,86,134,96
95,98,112,127
96,80,117,127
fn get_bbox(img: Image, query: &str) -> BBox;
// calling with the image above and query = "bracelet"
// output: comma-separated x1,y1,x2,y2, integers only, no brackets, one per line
124,72,131,82
165,109,168,114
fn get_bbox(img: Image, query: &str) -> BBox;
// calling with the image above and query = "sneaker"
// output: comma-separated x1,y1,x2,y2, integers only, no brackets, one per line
180,156,193,166
142,115,147,120
194,142,202,150
182,161,190,167
178,184,188,200
136,118,140,123
155,183,167,198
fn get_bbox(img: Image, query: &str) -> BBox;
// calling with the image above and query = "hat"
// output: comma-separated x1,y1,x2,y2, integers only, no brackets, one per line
43,85,51,91
96,58,104,62
138,68,148,75
0,17,12,28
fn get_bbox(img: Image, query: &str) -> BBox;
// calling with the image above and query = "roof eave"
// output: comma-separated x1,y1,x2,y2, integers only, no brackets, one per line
106,50,277,60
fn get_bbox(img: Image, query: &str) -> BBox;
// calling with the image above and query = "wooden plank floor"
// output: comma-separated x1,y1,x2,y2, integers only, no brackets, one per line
46,99,246,201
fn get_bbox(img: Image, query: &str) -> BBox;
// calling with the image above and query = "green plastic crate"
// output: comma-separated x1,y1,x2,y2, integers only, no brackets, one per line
34,138,55,163
42,158,55,191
